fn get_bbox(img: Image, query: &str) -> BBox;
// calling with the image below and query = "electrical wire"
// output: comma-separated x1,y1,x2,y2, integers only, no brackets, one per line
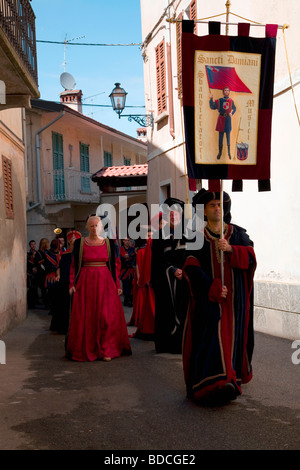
37,40,142,46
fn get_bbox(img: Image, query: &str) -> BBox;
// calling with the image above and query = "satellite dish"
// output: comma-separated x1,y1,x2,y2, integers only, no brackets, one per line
60,72,76,90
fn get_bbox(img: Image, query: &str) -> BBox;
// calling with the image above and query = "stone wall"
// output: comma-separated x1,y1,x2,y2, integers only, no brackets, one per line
254,281,300,340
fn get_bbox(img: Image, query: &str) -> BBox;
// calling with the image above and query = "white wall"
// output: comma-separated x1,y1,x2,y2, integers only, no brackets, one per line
140,0,300,339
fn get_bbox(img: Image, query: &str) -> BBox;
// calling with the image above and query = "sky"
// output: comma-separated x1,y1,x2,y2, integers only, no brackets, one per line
31,0,145,138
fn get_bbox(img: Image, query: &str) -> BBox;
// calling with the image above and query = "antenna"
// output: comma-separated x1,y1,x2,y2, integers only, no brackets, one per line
60,72,76,90
83,92,105,101
62,34,85,72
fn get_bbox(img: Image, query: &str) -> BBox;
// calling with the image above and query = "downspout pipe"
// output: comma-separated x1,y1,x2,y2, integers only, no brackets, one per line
27,111,65,211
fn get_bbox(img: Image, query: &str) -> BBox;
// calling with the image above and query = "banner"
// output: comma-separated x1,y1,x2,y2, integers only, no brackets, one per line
181,20,278,191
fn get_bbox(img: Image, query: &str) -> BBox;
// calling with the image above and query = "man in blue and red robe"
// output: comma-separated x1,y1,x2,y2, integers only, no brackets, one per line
183,189,256,403
120,238,136,307
209,87,236,160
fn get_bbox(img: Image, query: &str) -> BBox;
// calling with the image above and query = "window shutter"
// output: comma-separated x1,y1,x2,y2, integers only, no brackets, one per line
52,132,64,170
80,143,89,173
155,38,167,115
189,0,197,33
176,12,183,99
2,155,14,219
104,151,112,167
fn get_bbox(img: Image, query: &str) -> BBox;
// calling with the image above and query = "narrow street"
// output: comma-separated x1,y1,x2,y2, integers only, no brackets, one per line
0,306,299,452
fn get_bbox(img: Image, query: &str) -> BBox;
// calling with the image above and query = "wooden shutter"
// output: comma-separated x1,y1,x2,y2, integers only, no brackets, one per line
52,132,64,170
80,143,90,192
155,38,167,115
2,155,14,219
52,132,65,200
80,143,89,173
176,12,183,99
189,0,197,33
104,151,112,167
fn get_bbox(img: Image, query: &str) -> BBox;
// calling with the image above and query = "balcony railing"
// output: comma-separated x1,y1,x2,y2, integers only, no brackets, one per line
0,0,38,84
44,169,100,204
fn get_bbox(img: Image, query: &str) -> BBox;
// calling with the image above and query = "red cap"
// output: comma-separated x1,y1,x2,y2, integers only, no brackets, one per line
66,230,81,242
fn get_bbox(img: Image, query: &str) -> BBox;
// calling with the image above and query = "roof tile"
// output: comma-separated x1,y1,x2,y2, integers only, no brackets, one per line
94,164,148,178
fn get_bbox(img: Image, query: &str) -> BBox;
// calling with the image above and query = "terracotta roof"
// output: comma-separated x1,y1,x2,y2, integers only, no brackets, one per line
93,164,148,179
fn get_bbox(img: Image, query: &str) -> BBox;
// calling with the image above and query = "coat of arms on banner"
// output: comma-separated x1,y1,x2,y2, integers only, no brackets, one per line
194,50,261,165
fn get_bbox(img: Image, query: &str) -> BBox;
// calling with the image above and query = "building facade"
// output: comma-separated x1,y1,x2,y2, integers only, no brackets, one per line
140,0,300,339
26,97,147,242
0,0,39,335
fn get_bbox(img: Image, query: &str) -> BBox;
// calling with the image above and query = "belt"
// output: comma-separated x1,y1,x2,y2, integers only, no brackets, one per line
219,113,230,117
83,262,106,267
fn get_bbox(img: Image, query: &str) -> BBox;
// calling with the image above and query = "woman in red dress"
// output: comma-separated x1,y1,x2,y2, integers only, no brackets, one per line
66,215,132,362
129,233,155,339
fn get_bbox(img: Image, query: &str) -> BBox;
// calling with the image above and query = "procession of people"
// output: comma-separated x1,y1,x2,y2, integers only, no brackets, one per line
27,191,256,404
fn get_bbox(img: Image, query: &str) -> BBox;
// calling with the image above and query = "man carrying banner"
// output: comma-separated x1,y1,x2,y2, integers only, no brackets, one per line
182,189,256,404
209,87,236,160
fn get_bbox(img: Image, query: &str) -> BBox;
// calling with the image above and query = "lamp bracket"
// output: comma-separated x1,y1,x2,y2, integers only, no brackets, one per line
121,113,154,128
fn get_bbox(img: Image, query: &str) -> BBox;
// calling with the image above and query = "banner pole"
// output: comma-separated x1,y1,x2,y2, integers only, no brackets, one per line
220,179,224,286
220,0,231,286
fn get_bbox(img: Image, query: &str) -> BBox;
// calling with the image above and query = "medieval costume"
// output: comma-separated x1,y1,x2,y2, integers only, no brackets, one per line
183,189,256,402
209,89,236,159
151,198,189,354
35,248,48,308
27,247,38,308
129,238,155,339
66,236,132,362
44,240,60,316
120,241,136,306
50,231,81,334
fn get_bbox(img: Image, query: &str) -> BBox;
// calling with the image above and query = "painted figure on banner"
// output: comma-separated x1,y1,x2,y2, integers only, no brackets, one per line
209,86,236,160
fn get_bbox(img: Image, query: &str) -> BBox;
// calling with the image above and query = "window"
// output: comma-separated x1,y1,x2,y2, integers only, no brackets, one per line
104,151,112,167
2,155,14,219
124,157,131,166
155,38,167,115
52,132,65,200
80,142,91,193
160,182,171,204
52,132,64,170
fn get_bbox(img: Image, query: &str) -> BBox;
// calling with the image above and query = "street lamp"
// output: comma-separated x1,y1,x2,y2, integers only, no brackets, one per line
109,82,154,128
109,82,127,118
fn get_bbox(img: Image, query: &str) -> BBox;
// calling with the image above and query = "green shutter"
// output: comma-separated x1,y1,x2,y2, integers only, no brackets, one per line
52,132,64,169
80,143,89,172
52,132,65,199
104,151,112,167
80,142,91,192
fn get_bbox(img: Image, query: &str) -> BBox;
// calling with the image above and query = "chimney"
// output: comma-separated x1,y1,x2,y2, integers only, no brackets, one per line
60,89,83,113
136,127,147,142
